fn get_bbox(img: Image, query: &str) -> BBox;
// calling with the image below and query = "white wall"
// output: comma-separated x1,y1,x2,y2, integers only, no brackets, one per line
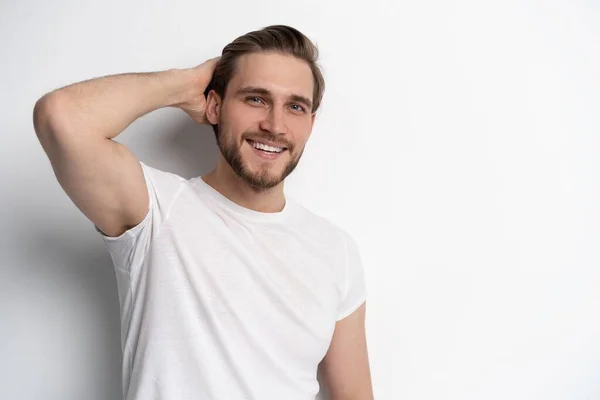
1,0,599,399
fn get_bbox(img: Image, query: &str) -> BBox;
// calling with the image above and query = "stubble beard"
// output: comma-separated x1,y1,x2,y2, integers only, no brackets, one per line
215,124,304,191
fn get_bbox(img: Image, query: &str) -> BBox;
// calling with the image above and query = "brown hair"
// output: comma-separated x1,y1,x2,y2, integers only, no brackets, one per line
204,25,325,132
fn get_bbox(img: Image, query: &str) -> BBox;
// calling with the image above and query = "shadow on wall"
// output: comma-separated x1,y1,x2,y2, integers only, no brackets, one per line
141,115,220,179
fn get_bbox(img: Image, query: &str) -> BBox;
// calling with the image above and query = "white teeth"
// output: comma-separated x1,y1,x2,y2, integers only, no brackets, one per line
251,141,284,153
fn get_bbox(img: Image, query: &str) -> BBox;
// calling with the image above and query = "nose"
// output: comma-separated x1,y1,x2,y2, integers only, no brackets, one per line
259,106,287,134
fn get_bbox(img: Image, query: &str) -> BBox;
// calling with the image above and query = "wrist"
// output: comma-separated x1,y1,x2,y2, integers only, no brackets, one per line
162,68,199,108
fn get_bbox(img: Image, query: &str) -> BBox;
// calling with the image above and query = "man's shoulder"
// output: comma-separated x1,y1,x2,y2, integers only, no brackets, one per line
286,197,350,241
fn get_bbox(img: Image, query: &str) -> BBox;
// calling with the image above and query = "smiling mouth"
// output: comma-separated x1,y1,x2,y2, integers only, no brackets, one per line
245,139,289,162
246,139,287,154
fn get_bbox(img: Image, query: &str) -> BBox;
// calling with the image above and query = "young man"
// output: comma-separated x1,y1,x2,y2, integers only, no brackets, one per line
33,25,373,400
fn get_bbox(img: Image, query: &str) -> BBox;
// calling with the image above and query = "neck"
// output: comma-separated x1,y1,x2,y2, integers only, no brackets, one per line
202,159,286,213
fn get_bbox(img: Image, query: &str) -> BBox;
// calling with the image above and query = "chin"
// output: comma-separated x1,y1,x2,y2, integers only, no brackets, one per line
240,164,286,190
218,135,301,190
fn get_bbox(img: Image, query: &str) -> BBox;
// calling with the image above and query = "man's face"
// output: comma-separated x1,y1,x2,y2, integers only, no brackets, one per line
208,52,316,190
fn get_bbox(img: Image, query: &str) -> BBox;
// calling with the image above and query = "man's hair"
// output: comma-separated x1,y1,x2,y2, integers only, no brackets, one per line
204,25,325,133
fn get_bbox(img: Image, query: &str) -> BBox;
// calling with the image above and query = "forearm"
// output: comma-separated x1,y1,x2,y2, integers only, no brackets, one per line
33,68,196,140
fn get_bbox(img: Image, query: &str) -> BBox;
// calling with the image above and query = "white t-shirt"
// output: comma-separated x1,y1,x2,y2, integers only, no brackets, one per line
95,161,367,400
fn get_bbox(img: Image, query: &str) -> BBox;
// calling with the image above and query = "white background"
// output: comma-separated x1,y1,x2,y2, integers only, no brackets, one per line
1,0,599,399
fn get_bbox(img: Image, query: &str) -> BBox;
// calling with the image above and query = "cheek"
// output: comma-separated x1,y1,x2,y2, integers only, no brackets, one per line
219,109,247,142
290,118,313,143
227,102,262,124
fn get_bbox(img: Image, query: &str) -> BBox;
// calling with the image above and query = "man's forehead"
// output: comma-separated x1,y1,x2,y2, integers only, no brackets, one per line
229,52,314,98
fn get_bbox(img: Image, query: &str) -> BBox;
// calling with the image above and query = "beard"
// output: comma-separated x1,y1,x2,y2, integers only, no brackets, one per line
214,123,305,191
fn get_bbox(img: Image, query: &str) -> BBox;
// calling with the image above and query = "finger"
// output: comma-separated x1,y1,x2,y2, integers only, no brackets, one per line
204,56,220,68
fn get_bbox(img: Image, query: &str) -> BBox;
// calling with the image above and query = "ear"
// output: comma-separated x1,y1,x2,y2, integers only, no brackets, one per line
205,89,221,125
310,112,317,129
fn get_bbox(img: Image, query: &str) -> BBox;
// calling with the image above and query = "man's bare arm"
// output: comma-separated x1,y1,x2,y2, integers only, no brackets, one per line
320,302,374,400
32,59,218,237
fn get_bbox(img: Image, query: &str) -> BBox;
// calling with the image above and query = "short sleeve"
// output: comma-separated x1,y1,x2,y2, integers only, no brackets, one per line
94,161,186,273
336,231,368,321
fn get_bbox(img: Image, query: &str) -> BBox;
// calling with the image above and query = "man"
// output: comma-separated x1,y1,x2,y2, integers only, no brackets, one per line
33,25,373,400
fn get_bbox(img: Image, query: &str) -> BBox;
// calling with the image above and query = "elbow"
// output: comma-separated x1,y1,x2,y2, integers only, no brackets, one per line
33,93,65,139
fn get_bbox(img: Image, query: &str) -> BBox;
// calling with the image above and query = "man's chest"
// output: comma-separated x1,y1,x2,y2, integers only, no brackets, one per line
139,206,345,365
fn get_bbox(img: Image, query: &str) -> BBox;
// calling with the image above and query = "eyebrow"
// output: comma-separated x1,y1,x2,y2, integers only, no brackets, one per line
236,86,313,110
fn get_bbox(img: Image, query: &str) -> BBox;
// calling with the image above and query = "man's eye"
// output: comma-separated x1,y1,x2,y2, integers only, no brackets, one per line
290,104,305,113
247,96,263,104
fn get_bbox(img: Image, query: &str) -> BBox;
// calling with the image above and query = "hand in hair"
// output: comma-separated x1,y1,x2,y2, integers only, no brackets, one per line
175,57,220,124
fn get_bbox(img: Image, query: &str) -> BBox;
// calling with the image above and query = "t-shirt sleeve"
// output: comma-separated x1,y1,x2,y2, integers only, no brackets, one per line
336,231,368,321
94,160,186,273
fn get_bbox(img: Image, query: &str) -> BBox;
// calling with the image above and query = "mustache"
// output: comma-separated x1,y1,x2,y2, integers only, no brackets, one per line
242,132,293,150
